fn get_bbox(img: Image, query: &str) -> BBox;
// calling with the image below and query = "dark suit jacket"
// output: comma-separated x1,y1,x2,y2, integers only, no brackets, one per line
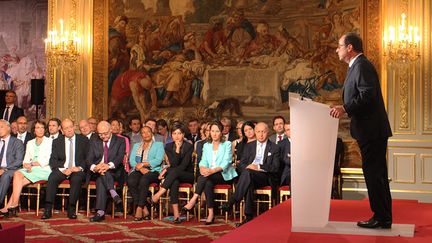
165,141,194,173
3,136,24,171
186,133,201,145
226,131,238,142
343,55,392,141
0,106,24,123
239,140,280,195
13,132,34,150
49,134,90,172
278,138,291,186
87,134,125,170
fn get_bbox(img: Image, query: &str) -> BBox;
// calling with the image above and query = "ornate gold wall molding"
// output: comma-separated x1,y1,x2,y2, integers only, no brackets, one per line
92,0,108,120
364,0,382,73
423,0,432,133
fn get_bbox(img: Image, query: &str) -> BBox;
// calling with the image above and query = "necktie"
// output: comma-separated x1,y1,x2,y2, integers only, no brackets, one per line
253,143,264,165
278,135,282,142
103,142,108,163
3,107,9,121
0,139,5,167
192,134,196,142
68,138,74,168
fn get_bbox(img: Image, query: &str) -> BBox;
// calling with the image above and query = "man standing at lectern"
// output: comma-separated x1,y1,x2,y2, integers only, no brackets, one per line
331,32,393,229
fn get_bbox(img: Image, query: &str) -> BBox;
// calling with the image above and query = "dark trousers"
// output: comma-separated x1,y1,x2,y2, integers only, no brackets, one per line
127,170,159,207
232,169,270,218
358,138,392,222
45,170,85,212
195,172,229,208
161,168,194,204
95,169,123,211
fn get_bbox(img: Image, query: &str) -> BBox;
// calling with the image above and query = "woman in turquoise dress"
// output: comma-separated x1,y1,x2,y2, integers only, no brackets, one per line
0,120,52,217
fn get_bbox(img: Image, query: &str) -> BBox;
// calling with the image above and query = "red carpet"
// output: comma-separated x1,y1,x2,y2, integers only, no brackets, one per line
215,199,432,243
1,212,235,242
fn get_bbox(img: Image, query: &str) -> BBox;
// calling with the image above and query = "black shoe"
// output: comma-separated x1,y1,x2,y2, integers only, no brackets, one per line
90,213,105,222
220,202,232,213
68,212,77,219
8,206,19,217
181,206,193,215
0,210,9,217
41,211,52,220
134,216,144,221
173,217,181,224
113,195,122,205
235,217,252,228
357,218,392,229
205,217,215,225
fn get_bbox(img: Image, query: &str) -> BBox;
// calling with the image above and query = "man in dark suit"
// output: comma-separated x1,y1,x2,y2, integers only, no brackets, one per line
221,117,238,142
331,32,393,229
15,116,34,150
0,90,24,123
0,119,24,207
79,119,98,140
269,116,287,144
278,123,291,186
41,119,90,220
222,122,280,226
186,118,201,145
87,121,125,222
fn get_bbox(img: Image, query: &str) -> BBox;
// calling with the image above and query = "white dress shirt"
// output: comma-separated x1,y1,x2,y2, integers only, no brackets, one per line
3,104,14,121
17,131,27,144
90,136,115,172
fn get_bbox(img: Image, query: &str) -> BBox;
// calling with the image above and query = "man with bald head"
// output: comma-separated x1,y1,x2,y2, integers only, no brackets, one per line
42,119,90,220
221,122,280,227
79,119,98,140
15,116,34,149
87,121,125,222
0,119,24,208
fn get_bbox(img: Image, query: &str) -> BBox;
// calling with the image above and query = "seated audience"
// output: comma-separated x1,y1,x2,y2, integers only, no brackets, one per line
151,123,194,223
110,118,131,176
79,119,97,140
0,119,24,213
87,117,98,133
235,121,256,172
278,123,291,186
127,126,164,221
182,121,238,225
0,120,52,217
10,121,18,136
221,117,237,141
221,122,280,227
15,116,34,149
269,115,286,144
157,119,173,145
42,119,90,220
144,118,164,142
87,121,126,222
186,118,201,145
126,116,142,147
47,118,62,139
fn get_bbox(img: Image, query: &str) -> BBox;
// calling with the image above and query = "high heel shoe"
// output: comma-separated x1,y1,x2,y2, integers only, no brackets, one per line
0,210,9,217
8,206,19,217
181,206,193,215
205,217,215,225
173,217,181,224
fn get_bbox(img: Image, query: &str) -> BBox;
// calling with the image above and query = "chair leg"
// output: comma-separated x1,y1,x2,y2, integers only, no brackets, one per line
197,197,201,222
240,200,243,222
76,200,79,215
111,200,115,219
36,185,40,216
123,187,128,219
225,192,228,223
86,187,90,217
61,188,65,213
186,190,190,221
27,188,31,212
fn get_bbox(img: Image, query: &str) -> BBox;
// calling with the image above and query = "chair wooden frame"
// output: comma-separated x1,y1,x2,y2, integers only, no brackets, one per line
86,181,118,218
20,180,46,216
54,180,79,215
198,184,235,223
239,186,272,222
123,183,158,219
279,185,291,204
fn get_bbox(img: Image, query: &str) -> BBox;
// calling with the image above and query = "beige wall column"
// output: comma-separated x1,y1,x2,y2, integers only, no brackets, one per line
45,0,93,123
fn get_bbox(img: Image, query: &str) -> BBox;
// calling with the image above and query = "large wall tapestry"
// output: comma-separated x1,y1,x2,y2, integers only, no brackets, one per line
0,0,47,120
108,0,362,123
